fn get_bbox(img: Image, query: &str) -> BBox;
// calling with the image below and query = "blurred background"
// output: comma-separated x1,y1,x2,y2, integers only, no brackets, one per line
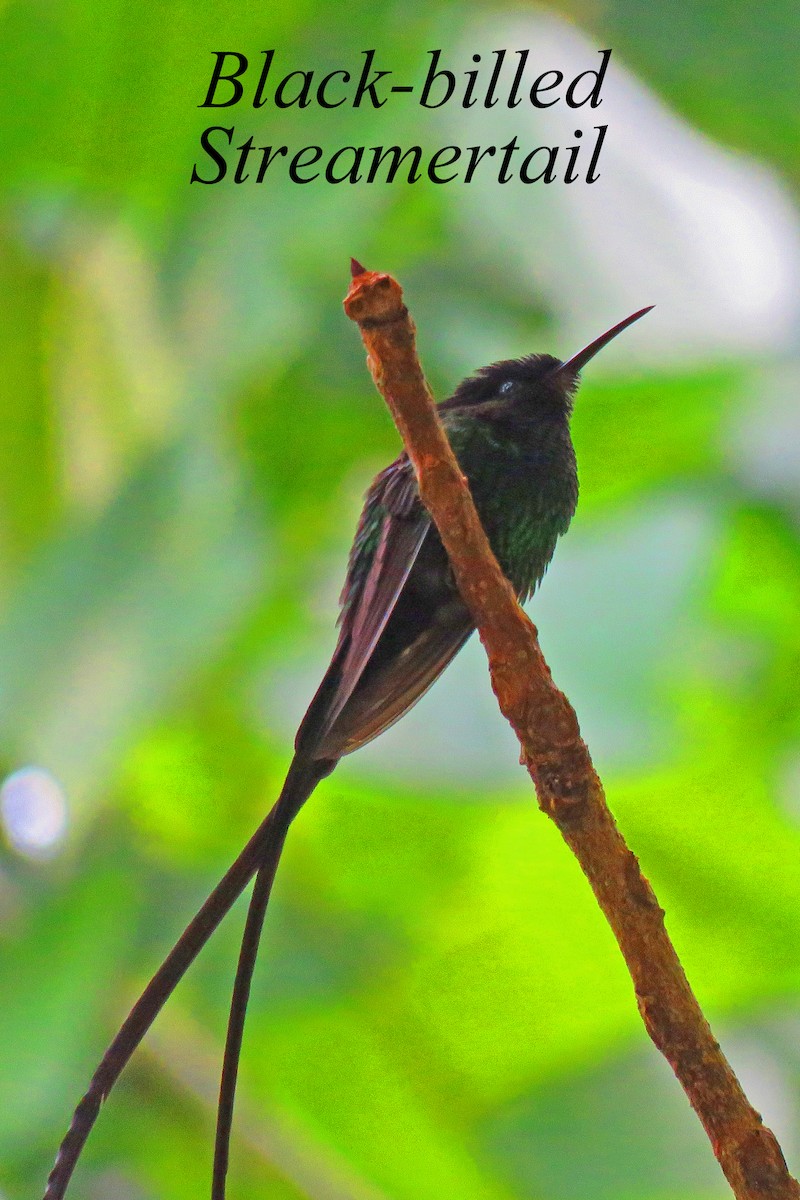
1,1,799,1197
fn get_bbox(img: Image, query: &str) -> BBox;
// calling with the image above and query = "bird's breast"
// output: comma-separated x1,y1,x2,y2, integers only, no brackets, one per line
450,418,578,600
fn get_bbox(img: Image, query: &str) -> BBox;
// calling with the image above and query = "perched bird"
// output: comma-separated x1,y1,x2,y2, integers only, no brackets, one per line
44,304,651,1200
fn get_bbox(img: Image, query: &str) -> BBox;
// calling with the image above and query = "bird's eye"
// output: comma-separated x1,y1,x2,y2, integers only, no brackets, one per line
499,380,514,395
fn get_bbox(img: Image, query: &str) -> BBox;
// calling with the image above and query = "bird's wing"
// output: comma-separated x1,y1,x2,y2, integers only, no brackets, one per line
320,608,473,757
313,452,476,758
294,455,430,756
330,503,430,730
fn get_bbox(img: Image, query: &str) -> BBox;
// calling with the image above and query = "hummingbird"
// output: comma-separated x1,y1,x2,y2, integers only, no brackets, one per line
44,303,652,1200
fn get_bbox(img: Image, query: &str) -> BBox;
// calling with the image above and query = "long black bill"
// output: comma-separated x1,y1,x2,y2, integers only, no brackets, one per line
550,306,653,382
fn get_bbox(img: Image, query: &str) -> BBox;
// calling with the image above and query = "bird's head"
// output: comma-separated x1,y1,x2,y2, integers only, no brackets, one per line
443,307,653,421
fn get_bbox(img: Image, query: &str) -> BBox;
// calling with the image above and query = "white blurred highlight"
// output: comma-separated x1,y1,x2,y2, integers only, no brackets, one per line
0,767,68,859
453,15,800,363
780,750,800,825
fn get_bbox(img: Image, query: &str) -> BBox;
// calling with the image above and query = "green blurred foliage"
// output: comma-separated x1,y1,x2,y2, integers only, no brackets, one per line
0,1,799,1198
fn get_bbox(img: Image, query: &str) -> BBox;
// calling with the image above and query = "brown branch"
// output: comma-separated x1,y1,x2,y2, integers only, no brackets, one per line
343,263,799,1200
